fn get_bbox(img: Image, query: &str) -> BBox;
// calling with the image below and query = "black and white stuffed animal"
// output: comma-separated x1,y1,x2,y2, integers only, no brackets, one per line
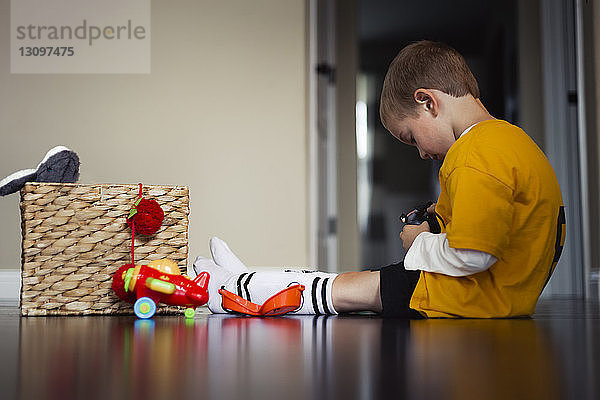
0,146,80,196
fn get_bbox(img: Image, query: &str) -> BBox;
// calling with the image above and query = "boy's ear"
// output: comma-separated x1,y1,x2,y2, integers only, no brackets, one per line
414,89,439,117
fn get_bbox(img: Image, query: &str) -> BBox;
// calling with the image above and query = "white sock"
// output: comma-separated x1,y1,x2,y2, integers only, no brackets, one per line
193,237,338,315
192,255,234,314
219,269,338,315
210,237,248,274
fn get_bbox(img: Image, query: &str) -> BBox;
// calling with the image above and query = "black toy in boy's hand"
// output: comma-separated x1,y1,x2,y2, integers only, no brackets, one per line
399,202,430,225
399,201,442,234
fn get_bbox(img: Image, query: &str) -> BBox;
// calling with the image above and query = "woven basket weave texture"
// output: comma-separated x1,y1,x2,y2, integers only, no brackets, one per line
20,183,190,316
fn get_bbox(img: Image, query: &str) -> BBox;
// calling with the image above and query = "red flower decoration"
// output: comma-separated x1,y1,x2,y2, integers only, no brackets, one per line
127,198,164,235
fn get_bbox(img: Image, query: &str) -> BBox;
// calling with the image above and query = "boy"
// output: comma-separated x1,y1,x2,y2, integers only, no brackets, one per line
194,40,565,318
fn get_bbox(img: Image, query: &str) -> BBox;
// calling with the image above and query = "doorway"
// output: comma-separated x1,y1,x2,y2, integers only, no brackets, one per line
356,0,519,267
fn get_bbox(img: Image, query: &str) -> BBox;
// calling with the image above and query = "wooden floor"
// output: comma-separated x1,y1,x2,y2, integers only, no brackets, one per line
0,299,598,400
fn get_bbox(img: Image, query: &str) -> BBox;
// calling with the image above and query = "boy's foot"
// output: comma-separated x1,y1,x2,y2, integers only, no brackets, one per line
194,237,338,315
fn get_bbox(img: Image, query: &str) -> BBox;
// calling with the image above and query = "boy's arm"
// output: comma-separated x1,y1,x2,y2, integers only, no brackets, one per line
404,232,497,277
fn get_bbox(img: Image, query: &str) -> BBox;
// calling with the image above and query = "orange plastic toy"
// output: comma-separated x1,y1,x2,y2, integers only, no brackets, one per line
219,284,305,316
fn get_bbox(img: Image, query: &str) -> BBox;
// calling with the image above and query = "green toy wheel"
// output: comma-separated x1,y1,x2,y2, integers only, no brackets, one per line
184,308,195,319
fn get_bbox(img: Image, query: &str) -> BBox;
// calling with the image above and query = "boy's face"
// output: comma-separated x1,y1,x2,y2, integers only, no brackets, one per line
385,88,457,160
387,110,455,161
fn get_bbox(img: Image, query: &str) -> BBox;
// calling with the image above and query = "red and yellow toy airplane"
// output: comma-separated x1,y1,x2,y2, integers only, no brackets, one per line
112,258,209,319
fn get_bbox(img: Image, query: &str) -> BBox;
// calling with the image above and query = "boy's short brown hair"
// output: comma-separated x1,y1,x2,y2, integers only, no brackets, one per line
380,40,480,127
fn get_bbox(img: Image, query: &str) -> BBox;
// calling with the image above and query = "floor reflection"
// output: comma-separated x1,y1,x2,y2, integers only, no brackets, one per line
405,319,563,399
8,309,598,400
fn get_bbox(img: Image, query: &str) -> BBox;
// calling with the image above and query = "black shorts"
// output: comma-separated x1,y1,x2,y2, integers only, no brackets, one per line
376,262,424,318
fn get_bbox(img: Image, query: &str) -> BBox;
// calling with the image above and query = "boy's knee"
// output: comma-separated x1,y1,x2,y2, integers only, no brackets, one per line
332,271,382,313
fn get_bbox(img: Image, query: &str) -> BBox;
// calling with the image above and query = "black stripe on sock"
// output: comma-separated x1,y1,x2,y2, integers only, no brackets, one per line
243,272,255,302
236,273,247,298
312,277,321,315
321,277,331,314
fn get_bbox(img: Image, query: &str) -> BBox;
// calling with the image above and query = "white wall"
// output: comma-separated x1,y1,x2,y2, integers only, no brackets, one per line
0,0,310,271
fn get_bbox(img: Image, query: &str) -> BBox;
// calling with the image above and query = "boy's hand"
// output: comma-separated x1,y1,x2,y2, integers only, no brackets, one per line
400,221,430,251
426,202,436,214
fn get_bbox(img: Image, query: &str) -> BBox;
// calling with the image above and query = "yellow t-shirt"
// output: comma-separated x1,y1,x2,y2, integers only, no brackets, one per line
409,119,565,318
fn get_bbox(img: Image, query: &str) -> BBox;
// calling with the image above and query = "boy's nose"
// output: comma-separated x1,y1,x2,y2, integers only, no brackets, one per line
418,148,429,160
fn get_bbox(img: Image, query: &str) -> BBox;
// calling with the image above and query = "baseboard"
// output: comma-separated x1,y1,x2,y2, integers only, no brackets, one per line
0,270,20,306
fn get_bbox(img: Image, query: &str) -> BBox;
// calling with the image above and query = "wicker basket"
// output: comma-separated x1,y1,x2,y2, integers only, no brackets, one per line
19,183,190,316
